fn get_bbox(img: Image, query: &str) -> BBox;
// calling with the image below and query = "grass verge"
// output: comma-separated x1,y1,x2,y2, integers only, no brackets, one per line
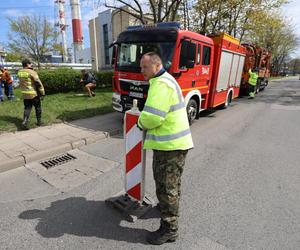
0,88,113,133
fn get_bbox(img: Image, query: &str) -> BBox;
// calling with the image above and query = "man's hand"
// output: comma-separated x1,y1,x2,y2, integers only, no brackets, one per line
136,122,143,131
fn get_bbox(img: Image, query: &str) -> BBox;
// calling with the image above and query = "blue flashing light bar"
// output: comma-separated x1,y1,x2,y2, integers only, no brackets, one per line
126,22,181,30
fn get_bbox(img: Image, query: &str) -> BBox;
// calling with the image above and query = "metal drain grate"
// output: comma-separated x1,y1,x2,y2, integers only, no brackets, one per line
40,153,77,169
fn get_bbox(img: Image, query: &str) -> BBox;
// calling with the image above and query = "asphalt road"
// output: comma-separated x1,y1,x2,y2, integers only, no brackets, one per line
0,77,299,249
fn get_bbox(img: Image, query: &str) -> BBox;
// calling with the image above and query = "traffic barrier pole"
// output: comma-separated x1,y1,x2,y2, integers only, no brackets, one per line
124,99,146,201
105,99,153,222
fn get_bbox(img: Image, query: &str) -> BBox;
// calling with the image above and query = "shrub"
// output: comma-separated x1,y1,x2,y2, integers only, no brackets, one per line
38,69,113,94
94,71,113,87
38,68,82,94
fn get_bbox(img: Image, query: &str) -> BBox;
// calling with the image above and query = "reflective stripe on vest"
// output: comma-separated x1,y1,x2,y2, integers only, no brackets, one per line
18,71,31,82
146,128,191,141
143,75,186,118
158,76,186,113
143,105,167,118
159,76,184,104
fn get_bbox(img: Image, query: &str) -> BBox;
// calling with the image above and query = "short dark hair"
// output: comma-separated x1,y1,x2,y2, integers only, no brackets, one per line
142,52,162,65
22,59,32,67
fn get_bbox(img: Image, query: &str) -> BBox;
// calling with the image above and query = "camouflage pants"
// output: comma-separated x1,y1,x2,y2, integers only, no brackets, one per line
152,149,188,231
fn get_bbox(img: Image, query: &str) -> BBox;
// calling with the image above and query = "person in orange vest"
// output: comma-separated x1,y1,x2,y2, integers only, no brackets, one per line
0,69,3,102
0,67,14,100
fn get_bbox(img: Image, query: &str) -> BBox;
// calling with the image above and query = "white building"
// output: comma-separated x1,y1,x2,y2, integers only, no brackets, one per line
89,8,146,71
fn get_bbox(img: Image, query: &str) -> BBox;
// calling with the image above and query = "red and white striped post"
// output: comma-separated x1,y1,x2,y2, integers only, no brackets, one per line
124,99,146,201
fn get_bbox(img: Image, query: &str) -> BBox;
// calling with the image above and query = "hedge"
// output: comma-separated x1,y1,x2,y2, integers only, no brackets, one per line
38,68,113,94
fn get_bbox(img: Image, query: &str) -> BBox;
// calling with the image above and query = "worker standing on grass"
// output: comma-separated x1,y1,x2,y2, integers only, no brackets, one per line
0,69,3,102
137,52,193,245
248,68,258,99
17,59,45,130
0,67,14,100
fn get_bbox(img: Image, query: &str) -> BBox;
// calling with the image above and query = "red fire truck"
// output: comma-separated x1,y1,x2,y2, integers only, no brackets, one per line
240,44,272,96
112,22,246,124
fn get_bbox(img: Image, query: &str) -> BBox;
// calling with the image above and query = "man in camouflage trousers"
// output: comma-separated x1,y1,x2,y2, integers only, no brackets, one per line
137,52,193,245
152,150,188,231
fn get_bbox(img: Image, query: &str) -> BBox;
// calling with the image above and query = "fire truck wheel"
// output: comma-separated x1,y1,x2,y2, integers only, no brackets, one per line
186,99,198,125
221,92,232,109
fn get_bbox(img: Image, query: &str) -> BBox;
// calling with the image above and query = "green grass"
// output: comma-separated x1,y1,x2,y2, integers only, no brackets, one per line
0,88,113,133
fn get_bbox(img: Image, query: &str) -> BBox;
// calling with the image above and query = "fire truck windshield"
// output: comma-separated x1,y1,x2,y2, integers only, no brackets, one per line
116,42,175,73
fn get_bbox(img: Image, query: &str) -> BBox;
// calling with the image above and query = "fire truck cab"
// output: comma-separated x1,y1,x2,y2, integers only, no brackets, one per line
112,22,246,124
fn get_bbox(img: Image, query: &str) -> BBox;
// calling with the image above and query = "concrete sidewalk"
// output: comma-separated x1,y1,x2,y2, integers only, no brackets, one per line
0,112,123,173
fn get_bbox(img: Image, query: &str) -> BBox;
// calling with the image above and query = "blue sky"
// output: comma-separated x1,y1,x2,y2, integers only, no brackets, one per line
0,0,105,50
0,0,299,57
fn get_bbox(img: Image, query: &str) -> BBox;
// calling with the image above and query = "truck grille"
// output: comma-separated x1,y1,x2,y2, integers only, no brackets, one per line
119,80,149,94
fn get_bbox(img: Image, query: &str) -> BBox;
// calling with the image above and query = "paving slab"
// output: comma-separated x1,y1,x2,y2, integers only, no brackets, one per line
25,149,119,192
0,166,59,202
0,156,25,173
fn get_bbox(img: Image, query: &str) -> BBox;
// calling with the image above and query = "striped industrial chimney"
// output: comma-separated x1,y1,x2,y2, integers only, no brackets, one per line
70,0,84,61
55,0,68,62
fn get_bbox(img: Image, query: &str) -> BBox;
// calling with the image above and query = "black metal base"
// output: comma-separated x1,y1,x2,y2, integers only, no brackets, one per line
105,192,154,222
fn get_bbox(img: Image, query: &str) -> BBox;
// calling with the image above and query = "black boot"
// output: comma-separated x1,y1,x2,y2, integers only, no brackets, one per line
37,118,43,126
21,116,29,130
147,223,178,245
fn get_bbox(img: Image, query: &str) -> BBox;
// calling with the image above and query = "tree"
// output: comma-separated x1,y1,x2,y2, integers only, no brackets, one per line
8,15,58,67
5,52,22,62
245,12,299,75
104,0,184,24
287,58,300,75
189,0,288,39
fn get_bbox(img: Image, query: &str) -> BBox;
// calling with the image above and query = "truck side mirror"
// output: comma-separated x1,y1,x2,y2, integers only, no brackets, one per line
111,45,117,66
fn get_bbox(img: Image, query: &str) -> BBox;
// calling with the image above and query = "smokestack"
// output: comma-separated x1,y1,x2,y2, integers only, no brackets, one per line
70,0,84,62
55,0,68,62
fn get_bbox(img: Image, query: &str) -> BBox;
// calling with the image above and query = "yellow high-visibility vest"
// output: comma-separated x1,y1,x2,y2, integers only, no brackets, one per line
138,72,193,151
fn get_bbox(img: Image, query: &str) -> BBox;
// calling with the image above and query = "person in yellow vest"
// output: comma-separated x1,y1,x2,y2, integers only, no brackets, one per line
137,52,193,245
248,68,258,99
17,59,45,130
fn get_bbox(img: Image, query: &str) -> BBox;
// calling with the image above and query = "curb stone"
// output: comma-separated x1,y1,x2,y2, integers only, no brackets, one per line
0,133,115,173
0,156,25,173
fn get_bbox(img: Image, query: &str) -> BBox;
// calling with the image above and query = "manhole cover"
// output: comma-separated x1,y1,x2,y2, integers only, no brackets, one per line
40,153,77,169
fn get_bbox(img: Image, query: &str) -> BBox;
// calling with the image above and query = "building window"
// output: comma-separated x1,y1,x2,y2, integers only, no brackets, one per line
103,24,110,65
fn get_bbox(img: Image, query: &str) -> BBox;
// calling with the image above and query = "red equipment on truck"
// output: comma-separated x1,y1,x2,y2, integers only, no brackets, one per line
240,44,272,96
112,22,246,124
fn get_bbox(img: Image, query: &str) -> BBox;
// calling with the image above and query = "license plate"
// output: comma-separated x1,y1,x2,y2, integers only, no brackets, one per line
129,92,143,98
